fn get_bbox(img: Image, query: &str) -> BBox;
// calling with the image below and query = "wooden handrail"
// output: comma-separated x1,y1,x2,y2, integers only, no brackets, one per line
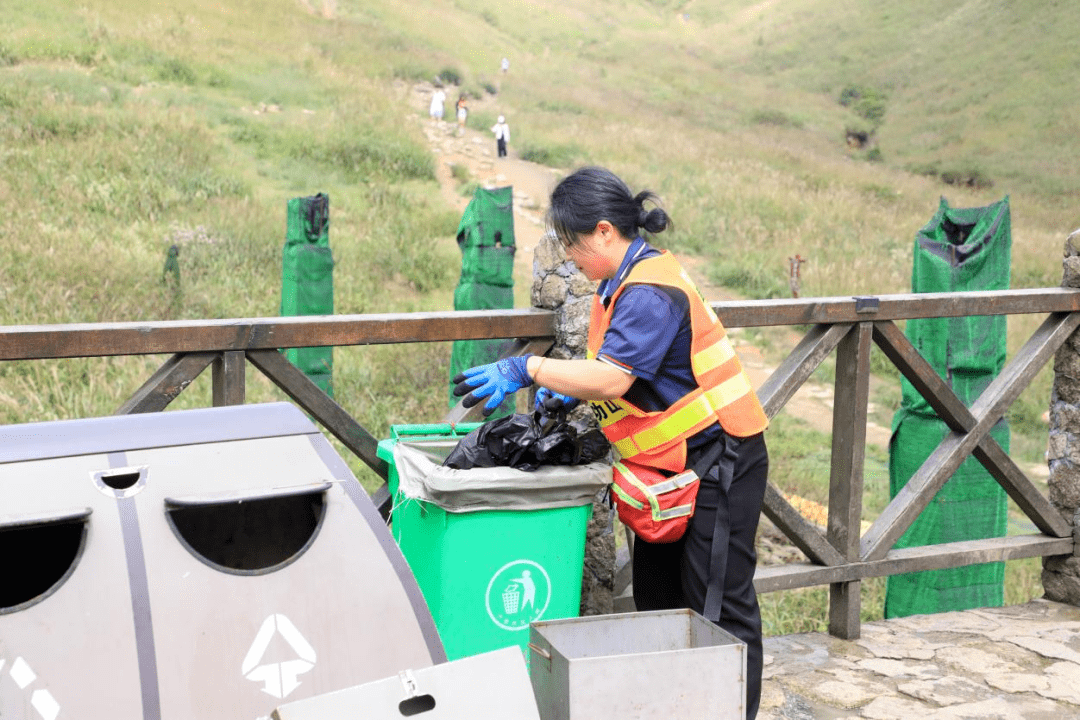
2,287,1076,639
714,287,1080,327
0,309,557,360
5,289,1080,360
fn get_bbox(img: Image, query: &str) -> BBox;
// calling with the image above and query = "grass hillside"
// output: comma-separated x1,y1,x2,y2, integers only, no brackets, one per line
2,0,1072,447
4,0,1077,310
1,0,1072,629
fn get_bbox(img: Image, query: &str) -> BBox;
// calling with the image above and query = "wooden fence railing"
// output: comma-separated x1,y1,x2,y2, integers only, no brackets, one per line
3,288,1077,639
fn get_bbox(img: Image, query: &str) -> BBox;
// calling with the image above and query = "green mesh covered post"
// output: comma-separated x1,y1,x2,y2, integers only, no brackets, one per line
281,193,334,397
885,196,1011,618
449,186,515,418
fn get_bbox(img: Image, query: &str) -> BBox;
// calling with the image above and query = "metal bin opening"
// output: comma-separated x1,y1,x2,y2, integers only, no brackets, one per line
165,486,328,574
0,510,89,613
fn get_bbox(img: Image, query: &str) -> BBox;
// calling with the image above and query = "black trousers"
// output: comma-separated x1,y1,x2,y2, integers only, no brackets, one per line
496,137,507,157
632,432,768,720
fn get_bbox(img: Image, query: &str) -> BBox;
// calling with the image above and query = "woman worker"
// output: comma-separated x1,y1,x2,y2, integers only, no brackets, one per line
453,166,770,719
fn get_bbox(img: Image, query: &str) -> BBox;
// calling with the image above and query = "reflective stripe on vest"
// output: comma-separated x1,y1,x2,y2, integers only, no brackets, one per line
587,251,767,470
692,336,736,377
648,469,700,496
612,462,696,521
610,372,756,458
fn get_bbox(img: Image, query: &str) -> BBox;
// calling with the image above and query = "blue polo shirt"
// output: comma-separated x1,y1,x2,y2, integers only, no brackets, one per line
595,238,723,448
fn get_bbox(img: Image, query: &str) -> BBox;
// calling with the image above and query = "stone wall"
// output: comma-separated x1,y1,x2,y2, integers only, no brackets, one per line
531,230,616,616
1043,228,1080,605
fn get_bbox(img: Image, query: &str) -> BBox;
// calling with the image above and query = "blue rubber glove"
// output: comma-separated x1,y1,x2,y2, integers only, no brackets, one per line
535,387,581,413
452,355,534,416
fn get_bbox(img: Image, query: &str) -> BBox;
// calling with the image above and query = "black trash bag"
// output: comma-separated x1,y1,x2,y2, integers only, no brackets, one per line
443,411,609,471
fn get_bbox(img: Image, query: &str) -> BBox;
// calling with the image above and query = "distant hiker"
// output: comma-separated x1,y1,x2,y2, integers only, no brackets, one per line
456,94,468,134
429,87,446,121
501,57,510,74
491,115,510,158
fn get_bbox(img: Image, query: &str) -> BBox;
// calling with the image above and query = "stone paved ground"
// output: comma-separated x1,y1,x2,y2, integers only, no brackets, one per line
761,599,1080,719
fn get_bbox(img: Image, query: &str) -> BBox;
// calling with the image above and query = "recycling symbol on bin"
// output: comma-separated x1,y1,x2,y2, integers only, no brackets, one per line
0,656,61,720
485,560,552,631
242,614,317,699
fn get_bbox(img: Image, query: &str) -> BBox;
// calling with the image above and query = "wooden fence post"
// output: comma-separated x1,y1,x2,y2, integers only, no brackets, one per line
828,322,871,638
1044,228,1080,605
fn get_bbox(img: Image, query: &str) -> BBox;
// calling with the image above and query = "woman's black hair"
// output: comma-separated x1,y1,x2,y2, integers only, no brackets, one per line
547,166,671,247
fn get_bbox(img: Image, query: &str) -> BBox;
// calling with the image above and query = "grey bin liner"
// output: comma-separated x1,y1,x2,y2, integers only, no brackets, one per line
392,441,610,513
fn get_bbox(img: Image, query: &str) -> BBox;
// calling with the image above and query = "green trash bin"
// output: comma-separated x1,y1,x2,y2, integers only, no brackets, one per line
377,423,610,667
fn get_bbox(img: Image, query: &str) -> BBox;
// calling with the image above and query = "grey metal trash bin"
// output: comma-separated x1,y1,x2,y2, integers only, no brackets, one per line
0,403,443,720
529,608,747,720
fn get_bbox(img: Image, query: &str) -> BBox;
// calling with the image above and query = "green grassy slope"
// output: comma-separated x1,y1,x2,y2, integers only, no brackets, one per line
1,0,1072,421
0,0,1072,445
712,0,1080,200
4,0,1076,314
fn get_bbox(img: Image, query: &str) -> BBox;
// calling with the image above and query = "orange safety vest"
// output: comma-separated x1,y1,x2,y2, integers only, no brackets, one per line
587,251,768,473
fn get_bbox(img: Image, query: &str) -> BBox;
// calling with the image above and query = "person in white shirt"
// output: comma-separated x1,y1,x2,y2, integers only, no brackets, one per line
491,115,510,158
429,88,446,121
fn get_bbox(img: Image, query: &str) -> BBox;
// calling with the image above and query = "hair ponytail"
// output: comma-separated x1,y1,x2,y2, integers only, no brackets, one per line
548,166,673,247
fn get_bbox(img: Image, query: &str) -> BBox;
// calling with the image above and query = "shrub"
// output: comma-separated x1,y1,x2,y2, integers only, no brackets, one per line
839,84,887,127
449,162,471,184
940,166,993,189
0,43,18,66
437,67,462,86
906,161,942,179
153,56,198,85
537,99,585,114
838,85,862,107
903,161,991,187
203,67,231,89
517,142,580,168
844,121,874,149
857,96,887,125
750,109,804,128
392,63,430,83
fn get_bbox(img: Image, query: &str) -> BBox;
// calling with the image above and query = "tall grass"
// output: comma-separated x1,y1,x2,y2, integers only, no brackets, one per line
0,0,464,488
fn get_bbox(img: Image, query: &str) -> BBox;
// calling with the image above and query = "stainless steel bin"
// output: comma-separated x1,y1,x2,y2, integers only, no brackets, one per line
529,608,746,720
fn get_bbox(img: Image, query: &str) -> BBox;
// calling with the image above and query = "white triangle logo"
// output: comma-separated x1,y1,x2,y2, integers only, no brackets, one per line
241,614,317,699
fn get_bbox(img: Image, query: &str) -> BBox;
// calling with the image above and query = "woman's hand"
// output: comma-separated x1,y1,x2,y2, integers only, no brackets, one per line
452,355,533,416
535,387,580,413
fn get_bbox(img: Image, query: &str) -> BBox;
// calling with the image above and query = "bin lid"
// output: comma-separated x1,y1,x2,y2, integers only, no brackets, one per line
0,402,316,464
392,442,609,512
